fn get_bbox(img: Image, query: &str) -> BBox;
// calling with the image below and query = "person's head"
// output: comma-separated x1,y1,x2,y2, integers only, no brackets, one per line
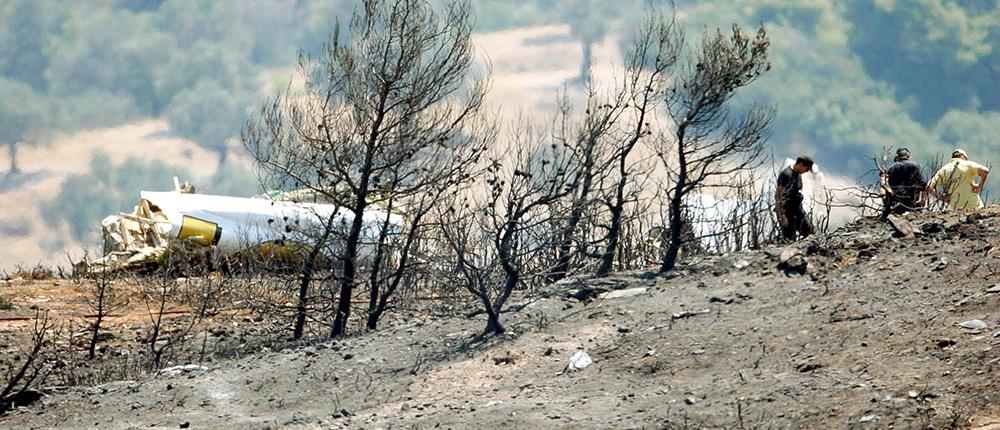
895,147,911,161
951,149,968,160
793,155,814,174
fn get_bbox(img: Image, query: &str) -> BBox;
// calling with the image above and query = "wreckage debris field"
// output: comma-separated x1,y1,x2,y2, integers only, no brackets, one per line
3,209,1000,428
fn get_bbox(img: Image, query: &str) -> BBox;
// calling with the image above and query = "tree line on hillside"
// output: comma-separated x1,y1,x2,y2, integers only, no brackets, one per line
3,0,996,178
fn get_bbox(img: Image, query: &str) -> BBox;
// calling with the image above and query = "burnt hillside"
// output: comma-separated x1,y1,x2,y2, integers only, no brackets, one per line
3,208,1000,429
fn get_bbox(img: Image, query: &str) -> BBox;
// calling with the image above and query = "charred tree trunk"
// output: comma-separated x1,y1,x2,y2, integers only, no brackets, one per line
368,208,425,331
598,156,629,275
486,273,517,335
661,123,689,272
488,214,521,335
551,158,594,282
87,294,104,359
330,195,368,338
293,212,339,340
365,217,391,331
484,306,505,335
331,84,387,339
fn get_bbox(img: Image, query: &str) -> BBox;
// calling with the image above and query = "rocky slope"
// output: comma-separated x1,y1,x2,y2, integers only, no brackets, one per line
3,208,1000,429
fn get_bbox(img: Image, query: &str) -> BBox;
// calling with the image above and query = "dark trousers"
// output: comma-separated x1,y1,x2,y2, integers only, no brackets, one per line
781,206,813,241
886,195,920,215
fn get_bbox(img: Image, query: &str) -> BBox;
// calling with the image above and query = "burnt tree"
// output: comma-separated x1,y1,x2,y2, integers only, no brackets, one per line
440,120,575,335
84,267,128,359
657,24,774,272
596,10,682,276
244,0,490,337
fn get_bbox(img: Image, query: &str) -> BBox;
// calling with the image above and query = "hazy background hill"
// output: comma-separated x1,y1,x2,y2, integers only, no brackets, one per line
0,0,996,270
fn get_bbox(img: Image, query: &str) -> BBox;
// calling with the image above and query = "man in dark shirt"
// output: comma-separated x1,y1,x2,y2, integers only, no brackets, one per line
884,147,926,214
775,156,814,242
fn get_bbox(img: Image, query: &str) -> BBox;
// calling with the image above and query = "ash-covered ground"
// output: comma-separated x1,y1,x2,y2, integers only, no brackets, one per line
3,208,1000,429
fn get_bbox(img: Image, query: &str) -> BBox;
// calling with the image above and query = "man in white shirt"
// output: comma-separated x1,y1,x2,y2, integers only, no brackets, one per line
926,149,990,210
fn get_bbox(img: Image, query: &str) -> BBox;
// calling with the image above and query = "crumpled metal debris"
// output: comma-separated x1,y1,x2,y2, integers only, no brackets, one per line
92,181,404,272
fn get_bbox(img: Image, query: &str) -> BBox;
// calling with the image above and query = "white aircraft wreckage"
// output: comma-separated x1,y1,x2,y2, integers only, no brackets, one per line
95,180,405,272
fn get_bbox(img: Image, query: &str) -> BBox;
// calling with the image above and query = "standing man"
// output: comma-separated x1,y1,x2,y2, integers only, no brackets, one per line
775,156,814,241
926,149,990,211
885,147,926,214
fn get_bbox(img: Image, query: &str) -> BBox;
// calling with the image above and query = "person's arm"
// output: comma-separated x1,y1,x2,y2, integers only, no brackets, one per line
972,167,990,193
925,184,947,202
915,167,928,206
926,169,948,203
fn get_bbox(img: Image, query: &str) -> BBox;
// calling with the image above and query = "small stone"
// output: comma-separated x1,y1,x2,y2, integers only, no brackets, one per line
778,248,807,275
908,390,919,398
733,260,750,269
616,325,630,333
987,285,1000,294
859,414,879,423
568,350,592,371
959,319,988,330
684,397,696,405
600,287,647,299
180,422,190,429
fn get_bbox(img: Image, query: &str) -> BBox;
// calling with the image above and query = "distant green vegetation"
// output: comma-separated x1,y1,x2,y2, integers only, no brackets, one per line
0,0,355,175
40,153,192,239
1,0,996,185
484,0,999,174
39,152,259,241
463,0,999,173
669,0,1000,172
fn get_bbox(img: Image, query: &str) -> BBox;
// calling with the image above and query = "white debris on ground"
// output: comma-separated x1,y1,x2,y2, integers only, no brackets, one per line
158,364,208,376
567,349,592,371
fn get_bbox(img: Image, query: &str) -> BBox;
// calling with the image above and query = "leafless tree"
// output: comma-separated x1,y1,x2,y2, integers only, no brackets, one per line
655,23,774,272
289,212,340,340
544,9,683,280
546,89,618,281
440,120,576,334
83,267,128,359
1,310,52,413
597,9,682,276
141,269,202,370
243,0,491,338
